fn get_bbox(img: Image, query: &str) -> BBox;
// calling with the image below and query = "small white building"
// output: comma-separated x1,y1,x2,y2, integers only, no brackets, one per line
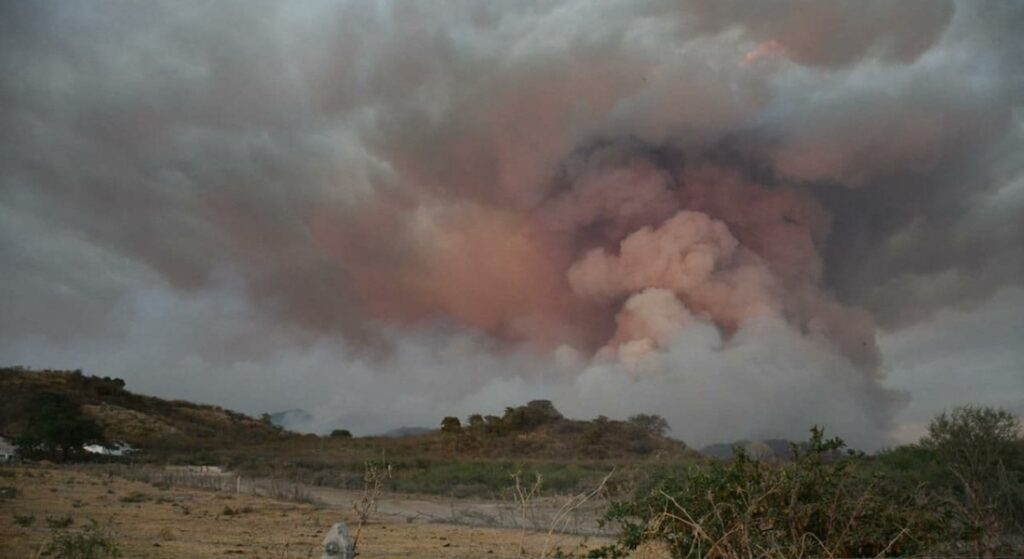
0,436,18,463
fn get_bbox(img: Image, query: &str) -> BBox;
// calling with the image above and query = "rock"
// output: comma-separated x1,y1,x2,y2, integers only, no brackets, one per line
321,522,354,559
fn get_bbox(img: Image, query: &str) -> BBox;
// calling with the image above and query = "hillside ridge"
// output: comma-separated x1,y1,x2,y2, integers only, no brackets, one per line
0,367,288,449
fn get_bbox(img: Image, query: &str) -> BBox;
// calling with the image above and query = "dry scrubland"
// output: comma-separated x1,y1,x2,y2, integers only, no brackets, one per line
4,369,1024,558
0,465,616,558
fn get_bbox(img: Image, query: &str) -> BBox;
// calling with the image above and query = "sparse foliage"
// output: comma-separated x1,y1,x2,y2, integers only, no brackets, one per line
923,405,1022,482
594,427,945,558
46,514,74,529
45,520,121,559
922,405,1024,553
627,414,670,437
352,458,393,553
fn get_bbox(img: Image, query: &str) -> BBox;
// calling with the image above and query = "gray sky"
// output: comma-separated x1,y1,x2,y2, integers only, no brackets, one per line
2,1,1022,448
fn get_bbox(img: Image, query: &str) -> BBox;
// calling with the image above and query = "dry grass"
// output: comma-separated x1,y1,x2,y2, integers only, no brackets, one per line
82,403,181,439
0,465,612,558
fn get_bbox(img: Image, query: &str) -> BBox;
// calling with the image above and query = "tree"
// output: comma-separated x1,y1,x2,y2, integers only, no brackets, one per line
922,406,1024,541
525,399,563,420
15,392,104,461
329,429,353,439
501,400,564,432
627,413,670,436
440,416,462,434
467,414,484,428
923,405,1022,479
483,415,503,434
583,415,611,445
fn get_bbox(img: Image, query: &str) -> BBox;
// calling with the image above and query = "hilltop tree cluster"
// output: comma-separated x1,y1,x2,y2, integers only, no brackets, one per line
439,400,682,459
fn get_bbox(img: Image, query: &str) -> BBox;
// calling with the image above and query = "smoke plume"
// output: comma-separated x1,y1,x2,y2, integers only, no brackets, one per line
2,1,1023,448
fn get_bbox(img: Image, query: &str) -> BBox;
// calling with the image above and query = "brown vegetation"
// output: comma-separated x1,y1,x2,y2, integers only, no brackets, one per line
0,465,610,558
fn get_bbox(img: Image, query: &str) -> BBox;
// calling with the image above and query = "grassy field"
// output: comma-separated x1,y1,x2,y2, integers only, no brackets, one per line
0,465,618,558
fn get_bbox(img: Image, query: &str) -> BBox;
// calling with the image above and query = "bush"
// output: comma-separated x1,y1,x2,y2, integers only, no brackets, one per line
922,406,1024,551
501,400,563,432
627,414,670,437
46,514,74,529
221,505,253,516
924,405,1022,480
594,427,946,558
46,521,120,559
329,429,353,439
117,492,150,503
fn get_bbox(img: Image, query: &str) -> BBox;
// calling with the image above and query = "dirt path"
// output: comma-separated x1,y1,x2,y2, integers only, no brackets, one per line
294,483,609,534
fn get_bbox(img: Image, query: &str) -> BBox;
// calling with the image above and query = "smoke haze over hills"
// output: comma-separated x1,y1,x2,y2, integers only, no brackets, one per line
2,1,1023,448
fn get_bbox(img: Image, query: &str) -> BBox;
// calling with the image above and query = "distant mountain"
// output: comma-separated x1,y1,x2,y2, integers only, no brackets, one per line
700,438,797,460
379,426,434,438
268,408,313,429
700,441,742,459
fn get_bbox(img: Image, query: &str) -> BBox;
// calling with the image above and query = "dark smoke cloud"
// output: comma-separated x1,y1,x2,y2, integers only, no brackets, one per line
2,1,1022,447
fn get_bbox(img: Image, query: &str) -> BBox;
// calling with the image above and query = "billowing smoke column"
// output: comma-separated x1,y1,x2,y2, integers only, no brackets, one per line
2,1,1023,447
308,136,896,442
323,140,881,374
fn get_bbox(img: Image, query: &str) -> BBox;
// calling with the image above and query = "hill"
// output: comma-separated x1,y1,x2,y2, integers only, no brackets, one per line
0,368,700,498
379,426,434,438
700,439,797,460
410,401,691,460
0,367,691,461
0,367,289,450
227,400,697,497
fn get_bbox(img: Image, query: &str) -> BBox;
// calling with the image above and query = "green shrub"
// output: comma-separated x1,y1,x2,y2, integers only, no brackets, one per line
627,414,670,437
594,427,945,558
46,521,120,559
117,492,150,503
922,406,1024,552
46,514,74,529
